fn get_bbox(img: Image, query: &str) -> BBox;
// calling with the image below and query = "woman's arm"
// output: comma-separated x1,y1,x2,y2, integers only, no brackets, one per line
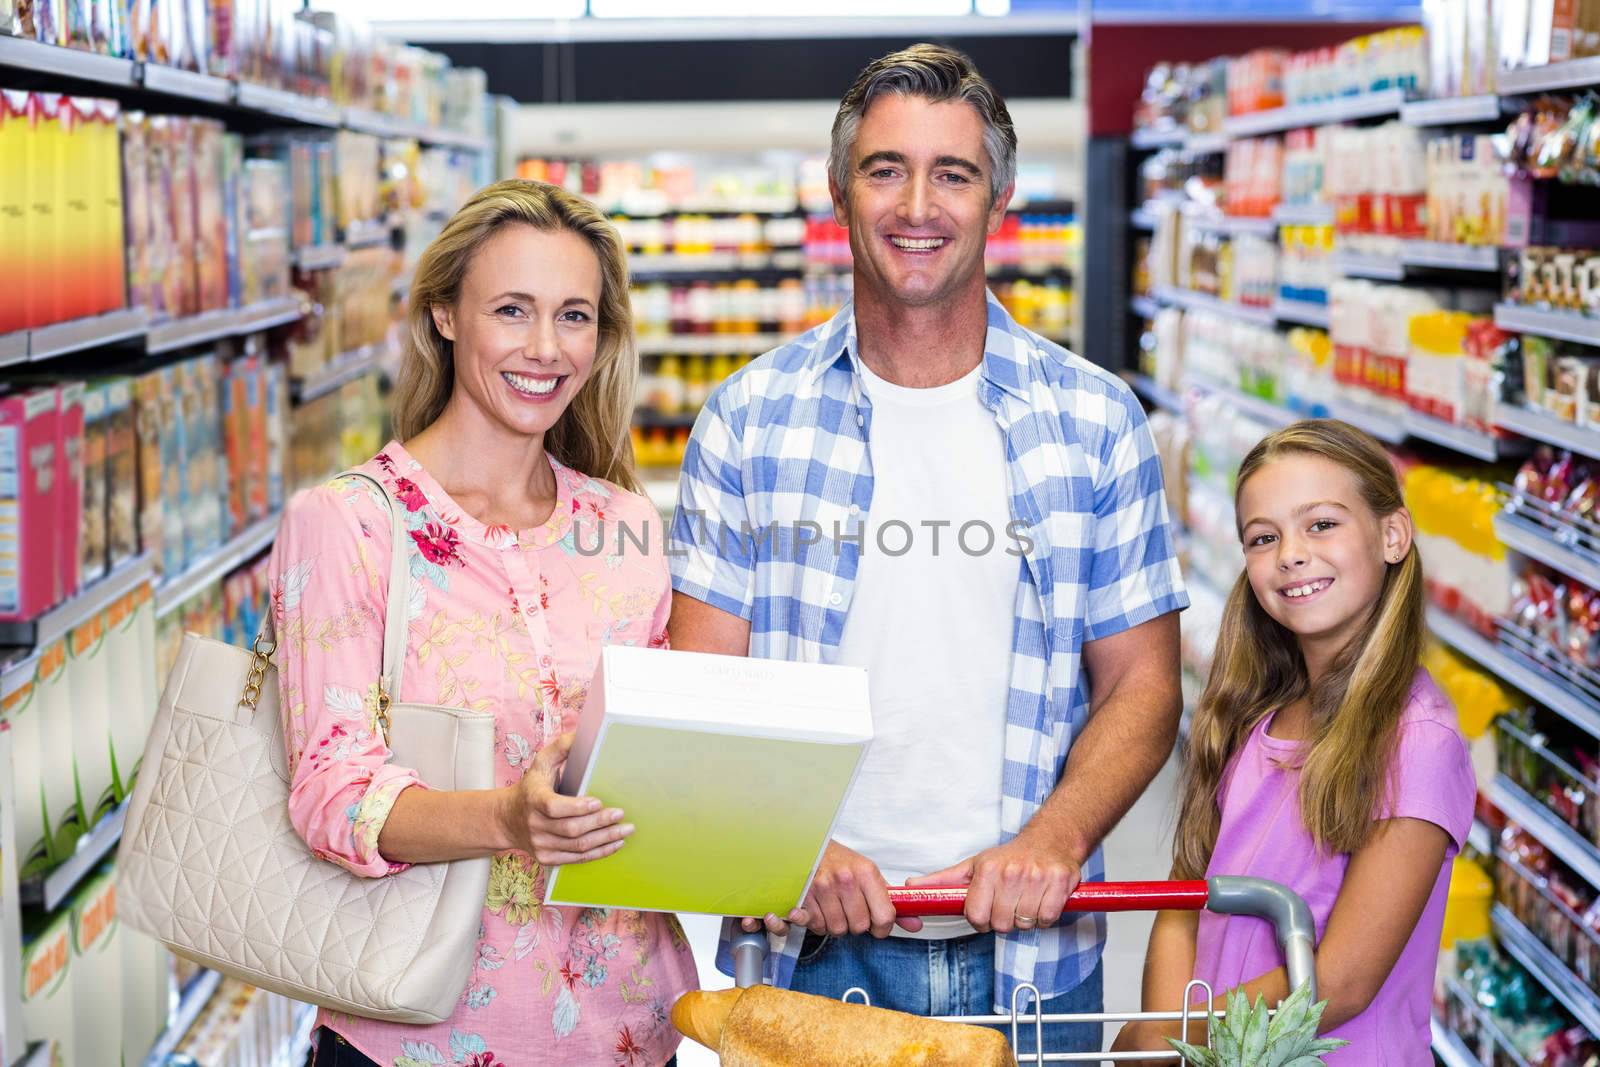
1112,816,1450,1056
376,732,631,865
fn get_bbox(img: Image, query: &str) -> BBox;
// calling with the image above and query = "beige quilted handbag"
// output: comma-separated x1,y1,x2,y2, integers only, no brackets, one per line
116,470,495,1024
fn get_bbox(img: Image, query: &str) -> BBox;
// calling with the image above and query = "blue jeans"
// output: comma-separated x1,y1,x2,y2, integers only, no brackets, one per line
790,931,1104,1059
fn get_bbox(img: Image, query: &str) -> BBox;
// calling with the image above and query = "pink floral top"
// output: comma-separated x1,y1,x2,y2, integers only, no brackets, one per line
268,442,697,1067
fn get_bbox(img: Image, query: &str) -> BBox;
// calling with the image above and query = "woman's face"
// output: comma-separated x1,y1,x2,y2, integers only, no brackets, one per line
432,223,604,442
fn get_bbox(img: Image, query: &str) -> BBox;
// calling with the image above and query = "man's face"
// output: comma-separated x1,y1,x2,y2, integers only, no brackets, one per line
833,93,1011,309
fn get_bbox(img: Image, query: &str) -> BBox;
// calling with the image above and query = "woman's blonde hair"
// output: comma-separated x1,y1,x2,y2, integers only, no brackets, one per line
1172,419,1425,879
392,178,639,492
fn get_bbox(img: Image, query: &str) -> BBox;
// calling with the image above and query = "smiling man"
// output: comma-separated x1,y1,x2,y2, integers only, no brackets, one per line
667,44,1187,1055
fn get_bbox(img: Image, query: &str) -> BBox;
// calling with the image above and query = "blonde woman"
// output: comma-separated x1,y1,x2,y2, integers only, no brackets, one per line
267,180,697,1067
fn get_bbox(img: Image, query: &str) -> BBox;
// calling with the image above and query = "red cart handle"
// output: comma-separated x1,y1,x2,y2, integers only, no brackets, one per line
887,880,1211,916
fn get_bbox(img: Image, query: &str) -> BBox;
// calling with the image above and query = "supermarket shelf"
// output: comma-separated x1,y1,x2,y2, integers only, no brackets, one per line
1426,606,1600,740
1499,56,1600,95
1494,511,1600,589
27,307,149,362
1185,213,1276,239
0,554,154,651
135,62,233,105
343,219,393,250
1130,295,1161,319
1400,241,1500,273
629,252,797,275
0,331,25,369
142,969,224,1067
293,343,387,404
1180,373,1296,429
154,513,282,620
1333,251,1406,281
1224,87,1410,138
635,411,698,430
1492,902,1600,1034
1495,303,1600,347
1131,126,1187,149
1151,286,1276,327
1129,206,1162,232
1272,298,1329,328
1490,776,1600,891
292,244,347,271
1272,202,1335,226
1329,399,1407,446
1127,373,1184,415
1402,412,1505,461
342,106,491,152
636,333,783,355
0,34,135,88
233,82,341,127
10,1044,50,1067
1403,94,1509,126
19,802,127,912
1495,403,1600,461
1431,1017,1483,1067
146,297,303,355
1469,818,1494,856
1186,131,1229,155
277,1004,317,1067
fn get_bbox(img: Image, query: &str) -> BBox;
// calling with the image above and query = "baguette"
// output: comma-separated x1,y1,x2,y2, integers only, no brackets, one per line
675,985,1013,1066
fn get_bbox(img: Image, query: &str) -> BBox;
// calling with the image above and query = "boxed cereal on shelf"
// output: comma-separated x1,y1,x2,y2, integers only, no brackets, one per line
68,608,115,827
28,93,64,330
104,589,147,800
101,377,138,571
80,383,108,585
0,709,21,1067
56,381,84,601
2,656,50,881
19,910,74,1067
96,99,126,316
70,869,122,1067
0,387,63,621
122,113,153,313
120,923,170,1067
33,637,81,864
59,98,97,323
0,91,29,336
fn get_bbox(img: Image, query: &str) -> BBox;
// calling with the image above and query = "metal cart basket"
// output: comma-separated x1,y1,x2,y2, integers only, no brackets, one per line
727,876,1319,1065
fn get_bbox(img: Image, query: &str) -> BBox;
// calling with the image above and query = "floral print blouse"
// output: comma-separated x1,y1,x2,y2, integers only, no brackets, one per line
268,442,698,1067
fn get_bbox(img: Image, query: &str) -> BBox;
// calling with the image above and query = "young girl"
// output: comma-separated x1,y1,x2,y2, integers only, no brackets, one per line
1110,420,1475,1065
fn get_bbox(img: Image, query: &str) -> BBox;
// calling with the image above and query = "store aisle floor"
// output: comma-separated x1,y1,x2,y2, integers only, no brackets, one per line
674,752,1181,1065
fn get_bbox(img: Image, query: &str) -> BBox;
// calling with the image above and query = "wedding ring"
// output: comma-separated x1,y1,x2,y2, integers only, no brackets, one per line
1015,915,1036,929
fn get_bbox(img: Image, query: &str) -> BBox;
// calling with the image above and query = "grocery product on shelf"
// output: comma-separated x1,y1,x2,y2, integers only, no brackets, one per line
1278,224,1334,304
1499,824,1600,994
1499,714,1600,850
1426,134,1510,247
1512,447,1600,559
1505,558,1600,693
1221,137,1281,218
1327,123,1428,254
1404,459,1511,636
1508,247,1600,319
1419,0,1503,98
1444,939,1600,1064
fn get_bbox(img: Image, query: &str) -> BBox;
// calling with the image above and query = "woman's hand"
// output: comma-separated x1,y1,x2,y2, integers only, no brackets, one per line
499,733,633,866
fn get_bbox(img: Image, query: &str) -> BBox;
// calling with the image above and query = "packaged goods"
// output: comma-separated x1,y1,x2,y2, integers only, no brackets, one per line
71,870,122,1067
56,382,84,600
3,657,49,880
80,384,108,585
0,388,62,621
104,589,146,799
33,636,81,864
0,91,28,335
99,377,137,571
0,714,21,1067
69,607,115,827
20,911,74,1067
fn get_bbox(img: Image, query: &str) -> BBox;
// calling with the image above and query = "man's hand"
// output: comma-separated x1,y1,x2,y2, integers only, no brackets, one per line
907,832,1081,934
737,840,924,938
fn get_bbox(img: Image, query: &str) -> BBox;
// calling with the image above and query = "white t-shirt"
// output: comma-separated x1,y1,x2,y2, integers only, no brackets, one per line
823,357,1018,938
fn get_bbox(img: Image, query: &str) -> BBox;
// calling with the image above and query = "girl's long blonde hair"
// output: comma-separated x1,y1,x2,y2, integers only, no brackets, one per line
1172,420,1425,879
391,179,640,492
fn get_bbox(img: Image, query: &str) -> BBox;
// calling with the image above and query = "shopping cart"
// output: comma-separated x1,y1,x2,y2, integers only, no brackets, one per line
727,876,1318,1065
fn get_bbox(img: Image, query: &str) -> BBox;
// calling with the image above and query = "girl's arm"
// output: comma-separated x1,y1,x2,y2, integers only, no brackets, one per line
1108,880,1200,1059
1114,816,1450,1056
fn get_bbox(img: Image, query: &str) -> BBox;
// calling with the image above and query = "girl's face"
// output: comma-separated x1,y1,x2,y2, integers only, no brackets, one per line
431,223,603,442
1237,453,1413,668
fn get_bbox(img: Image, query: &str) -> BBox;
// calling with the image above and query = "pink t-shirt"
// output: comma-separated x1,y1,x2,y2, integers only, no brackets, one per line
1192,668,1475,1066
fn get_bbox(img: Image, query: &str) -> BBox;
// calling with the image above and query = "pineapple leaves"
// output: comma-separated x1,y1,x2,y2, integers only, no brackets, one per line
1164,983,1350,1067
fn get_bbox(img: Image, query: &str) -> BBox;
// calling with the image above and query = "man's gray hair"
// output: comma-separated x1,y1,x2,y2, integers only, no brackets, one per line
828,43,1017,206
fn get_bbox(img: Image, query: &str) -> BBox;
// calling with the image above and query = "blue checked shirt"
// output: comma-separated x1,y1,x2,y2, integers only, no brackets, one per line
668,292,1188,1011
